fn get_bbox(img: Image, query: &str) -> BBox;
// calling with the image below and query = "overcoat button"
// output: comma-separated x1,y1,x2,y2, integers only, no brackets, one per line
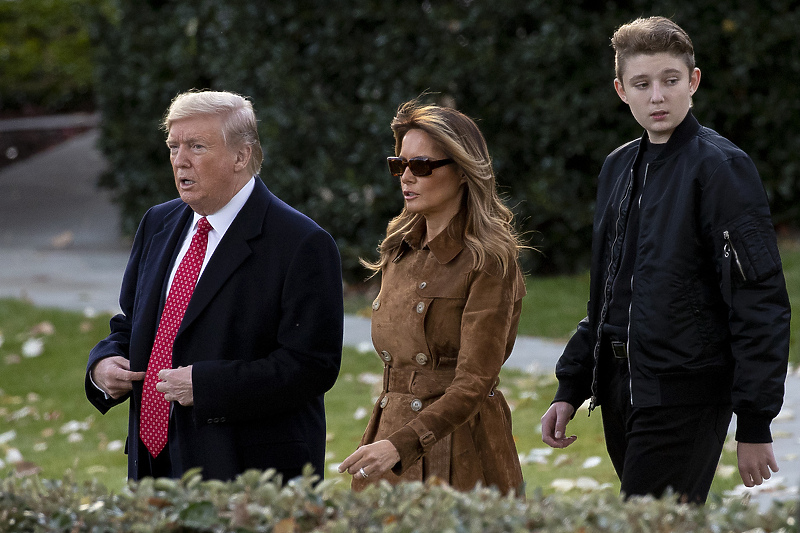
372,299,380,311
415,353,428,365
207,419,213,424
381,350,392,362
416,302,425,313
419,281,427,289
410,399,423,412
380,397,388,408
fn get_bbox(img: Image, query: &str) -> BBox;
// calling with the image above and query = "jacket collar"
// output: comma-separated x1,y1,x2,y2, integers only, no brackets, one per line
402,210,466,264
641,110,701,163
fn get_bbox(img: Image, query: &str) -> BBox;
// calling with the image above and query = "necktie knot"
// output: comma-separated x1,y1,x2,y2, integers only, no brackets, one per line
197,216,212,236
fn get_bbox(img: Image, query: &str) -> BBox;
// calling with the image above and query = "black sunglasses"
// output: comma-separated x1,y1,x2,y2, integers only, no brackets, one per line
387,156,455,177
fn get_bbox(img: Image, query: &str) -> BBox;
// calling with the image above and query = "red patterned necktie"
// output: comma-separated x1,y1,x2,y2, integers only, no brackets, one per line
140,216,212,457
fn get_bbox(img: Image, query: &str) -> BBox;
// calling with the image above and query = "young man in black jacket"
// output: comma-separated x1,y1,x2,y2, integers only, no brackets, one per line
540,16,790,503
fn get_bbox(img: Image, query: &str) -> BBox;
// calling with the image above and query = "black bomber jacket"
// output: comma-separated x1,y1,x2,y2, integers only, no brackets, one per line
553,111,790,443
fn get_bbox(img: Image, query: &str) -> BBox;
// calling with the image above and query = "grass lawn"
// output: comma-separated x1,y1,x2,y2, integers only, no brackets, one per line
0,241,796,496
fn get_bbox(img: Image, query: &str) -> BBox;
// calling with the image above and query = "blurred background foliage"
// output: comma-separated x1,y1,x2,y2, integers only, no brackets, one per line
3,0,799,281
0,0,98,114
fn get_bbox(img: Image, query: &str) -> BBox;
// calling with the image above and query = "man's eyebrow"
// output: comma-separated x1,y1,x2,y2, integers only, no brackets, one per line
166,135,208,145
627,68,684,83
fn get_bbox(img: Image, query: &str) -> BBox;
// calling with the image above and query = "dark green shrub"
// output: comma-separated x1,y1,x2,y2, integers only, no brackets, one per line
0,0,102,114
87,1,800,280
1,470,797,532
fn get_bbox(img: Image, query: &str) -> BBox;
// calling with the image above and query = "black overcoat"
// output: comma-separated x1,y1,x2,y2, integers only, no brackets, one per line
86,177,343,481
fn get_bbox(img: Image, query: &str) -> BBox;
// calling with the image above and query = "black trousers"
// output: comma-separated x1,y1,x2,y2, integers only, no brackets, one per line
599,344,733,503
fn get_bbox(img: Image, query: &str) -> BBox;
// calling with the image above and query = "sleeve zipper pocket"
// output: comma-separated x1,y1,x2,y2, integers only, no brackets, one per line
723,230,747,281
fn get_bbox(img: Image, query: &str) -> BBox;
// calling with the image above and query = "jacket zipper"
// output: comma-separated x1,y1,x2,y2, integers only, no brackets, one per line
589,168,634,412
625,164,649,406
723,230,747,281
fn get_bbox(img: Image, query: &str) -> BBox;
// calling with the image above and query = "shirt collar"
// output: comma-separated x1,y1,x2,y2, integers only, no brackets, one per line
191,176,255,238
402,211,466,264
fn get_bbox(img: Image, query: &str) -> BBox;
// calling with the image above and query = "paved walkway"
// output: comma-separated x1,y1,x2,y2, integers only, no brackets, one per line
0,116,796,508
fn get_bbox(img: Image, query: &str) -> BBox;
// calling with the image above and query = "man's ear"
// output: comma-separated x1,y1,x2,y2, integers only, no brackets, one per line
234,144,252,172
689,67,701,96
614,78,628,104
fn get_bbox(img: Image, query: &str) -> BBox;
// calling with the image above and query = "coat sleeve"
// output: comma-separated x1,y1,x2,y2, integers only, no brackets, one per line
386,263,523,473
701,153,790,443
85,207,151,414
190,227,344,423
552,313,595,412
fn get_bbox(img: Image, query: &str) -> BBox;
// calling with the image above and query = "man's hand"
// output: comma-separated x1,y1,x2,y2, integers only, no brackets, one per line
91,356,146,399
338,440,401,480
541,401,578,448
737,442,779,487
156,365,194,406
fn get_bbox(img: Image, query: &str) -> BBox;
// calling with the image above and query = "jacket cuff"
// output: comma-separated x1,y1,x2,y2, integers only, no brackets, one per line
386,424,436,476
553,378,589,416
734,413,773,443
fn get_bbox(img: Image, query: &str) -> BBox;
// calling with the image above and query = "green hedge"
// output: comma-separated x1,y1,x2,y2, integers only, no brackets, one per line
87,1,800,279
0,0,100,114
1,470,797,532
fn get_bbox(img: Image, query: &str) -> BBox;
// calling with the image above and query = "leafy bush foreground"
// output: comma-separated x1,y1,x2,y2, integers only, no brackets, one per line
1,468,797,532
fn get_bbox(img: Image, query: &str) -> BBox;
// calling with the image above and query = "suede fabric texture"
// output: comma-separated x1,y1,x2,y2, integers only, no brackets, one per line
353,213,525,494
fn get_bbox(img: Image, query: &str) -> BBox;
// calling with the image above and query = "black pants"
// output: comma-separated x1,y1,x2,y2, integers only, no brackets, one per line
599,346,733,503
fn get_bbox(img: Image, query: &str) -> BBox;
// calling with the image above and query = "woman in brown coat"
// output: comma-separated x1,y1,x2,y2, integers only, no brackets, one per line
338,99,526,494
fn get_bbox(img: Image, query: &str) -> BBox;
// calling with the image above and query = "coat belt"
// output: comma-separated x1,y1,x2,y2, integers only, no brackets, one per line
383,365,457,397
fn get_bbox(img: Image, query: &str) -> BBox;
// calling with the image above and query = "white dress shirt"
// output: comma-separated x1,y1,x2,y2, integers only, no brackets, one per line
167,176,255,292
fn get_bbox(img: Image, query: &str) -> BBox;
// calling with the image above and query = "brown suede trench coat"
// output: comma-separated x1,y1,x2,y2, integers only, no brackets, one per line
352,213,525,494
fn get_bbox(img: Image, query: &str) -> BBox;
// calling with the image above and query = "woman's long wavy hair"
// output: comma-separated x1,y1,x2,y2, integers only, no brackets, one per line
363,99,523,277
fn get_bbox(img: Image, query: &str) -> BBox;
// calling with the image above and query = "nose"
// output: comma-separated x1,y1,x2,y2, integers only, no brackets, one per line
399,167,416,183
172,145,191,168
651,82,665,103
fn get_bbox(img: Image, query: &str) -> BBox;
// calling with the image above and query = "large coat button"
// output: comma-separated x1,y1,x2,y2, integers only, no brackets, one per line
418,281,427,289
416,302,425,313
380,350,392,362
372,298,380,311
380,396,388,408
410,399,423,412
415,353,428,365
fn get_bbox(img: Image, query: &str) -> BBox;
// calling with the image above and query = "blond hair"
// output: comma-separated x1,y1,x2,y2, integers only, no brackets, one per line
612,16,695,85
163,90,263,176
363,99,522,277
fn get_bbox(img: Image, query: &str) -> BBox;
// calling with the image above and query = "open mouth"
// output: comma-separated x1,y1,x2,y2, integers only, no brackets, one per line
404,191,418,200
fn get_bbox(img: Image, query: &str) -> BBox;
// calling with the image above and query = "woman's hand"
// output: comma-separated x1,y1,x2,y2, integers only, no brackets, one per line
338,440,400,480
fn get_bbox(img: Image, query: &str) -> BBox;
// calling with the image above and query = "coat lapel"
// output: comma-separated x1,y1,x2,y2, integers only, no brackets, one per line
131,202,192,370
178,178,272,335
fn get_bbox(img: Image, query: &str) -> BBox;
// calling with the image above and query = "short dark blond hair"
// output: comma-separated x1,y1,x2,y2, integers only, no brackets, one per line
163,90,263,177
611,16,695,85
